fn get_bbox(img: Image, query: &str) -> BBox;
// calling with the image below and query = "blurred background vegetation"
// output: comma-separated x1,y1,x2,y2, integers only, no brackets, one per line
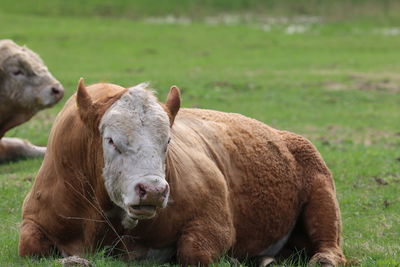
1,0,400,21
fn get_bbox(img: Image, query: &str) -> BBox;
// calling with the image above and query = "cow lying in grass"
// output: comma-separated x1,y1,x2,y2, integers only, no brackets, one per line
19,79,346,266
0,39,63,163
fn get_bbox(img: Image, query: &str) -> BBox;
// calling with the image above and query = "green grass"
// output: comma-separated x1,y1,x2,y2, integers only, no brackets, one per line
1,1,400,266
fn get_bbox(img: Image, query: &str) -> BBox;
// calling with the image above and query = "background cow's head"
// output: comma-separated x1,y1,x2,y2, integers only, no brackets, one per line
76,79,180,229
0,40,63,110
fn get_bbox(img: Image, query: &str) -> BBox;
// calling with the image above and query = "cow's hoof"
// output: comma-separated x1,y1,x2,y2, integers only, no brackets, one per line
259,256,275,267
58,255,92,267
34,145,47,156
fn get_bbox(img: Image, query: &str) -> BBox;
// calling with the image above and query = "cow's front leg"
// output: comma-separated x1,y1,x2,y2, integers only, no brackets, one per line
19,220,54,257
177,218,235,266
0,137,46,163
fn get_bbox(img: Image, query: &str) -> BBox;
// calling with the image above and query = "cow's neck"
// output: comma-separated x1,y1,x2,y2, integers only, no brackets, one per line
54,123,112,215
0,103,36,138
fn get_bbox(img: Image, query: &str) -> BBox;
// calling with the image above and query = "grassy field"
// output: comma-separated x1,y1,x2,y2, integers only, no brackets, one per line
0,1,399,266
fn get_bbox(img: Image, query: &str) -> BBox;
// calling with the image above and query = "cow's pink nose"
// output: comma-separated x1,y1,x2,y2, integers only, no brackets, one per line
135,182,169,207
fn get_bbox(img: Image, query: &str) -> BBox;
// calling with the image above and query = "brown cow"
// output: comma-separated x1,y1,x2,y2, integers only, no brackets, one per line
19,79,346,266
0,39,64,162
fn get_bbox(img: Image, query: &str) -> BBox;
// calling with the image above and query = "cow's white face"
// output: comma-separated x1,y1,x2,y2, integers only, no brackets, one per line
99,84,171,228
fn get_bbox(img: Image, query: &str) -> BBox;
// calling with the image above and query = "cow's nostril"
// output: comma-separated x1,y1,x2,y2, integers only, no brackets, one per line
136,183,147,198
51,87,60,95
50,84,64,99
162,184,169,198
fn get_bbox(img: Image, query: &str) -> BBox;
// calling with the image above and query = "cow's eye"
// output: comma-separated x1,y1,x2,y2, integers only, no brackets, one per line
106,137,121,153
164,138,171,153
107,138,114,146
12,69,24,76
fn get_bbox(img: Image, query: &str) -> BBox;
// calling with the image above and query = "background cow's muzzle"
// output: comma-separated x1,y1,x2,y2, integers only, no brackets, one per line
43,82,64,106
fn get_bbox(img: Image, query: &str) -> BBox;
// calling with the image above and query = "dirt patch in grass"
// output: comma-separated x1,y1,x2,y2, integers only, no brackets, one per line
302,124,399,147
208,81,261,91
374,177,389,186
323,73,400,93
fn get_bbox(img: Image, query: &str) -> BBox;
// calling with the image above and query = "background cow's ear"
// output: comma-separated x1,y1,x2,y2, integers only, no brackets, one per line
165,85,181,126
76,78,96,126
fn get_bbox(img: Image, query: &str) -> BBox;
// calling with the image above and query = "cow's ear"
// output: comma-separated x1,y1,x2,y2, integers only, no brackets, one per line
165,85,181,126
76,78,96,126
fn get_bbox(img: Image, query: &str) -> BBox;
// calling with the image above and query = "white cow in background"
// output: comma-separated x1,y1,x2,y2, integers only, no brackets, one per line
0,39,64,162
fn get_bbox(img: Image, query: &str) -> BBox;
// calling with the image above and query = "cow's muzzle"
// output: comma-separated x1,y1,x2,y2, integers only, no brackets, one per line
127,179,169,219
49,82,64,101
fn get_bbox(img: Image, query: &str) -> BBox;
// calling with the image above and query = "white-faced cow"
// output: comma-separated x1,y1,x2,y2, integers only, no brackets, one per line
19,79,346,266
0,39,63,162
